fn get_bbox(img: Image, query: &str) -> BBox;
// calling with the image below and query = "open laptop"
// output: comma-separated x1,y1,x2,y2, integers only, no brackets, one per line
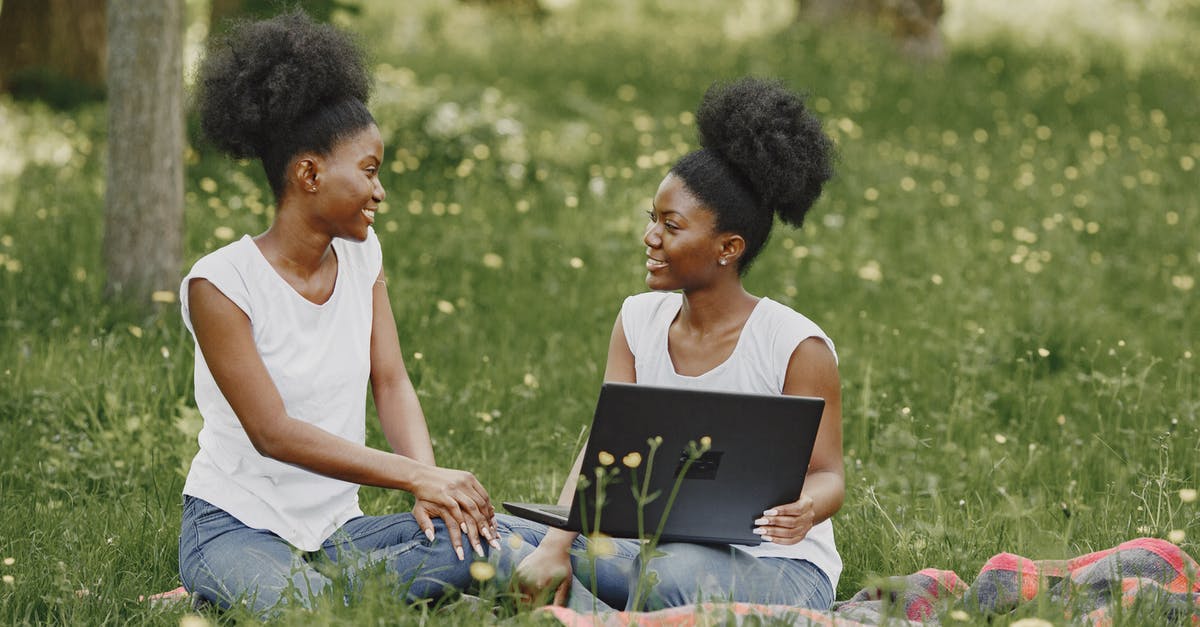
503,382,824,545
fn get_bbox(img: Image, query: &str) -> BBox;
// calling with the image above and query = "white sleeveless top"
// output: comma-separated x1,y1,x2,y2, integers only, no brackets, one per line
178,228,382,551
620,291,842,588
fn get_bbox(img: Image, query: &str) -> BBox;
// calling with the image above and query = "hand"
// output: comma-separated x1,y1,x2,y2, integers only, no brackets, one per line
514,543,572,606
408,465,498,560
753,494,815,545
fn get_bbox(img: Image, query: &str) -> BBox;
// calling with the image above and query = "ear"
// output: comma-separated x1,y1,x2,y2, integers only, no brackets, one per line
717,233,745,268
293,155,320,193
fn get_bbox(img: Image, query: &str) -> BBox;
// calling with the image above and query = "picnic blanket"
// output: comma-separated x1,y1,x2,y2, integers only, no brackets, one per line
539,538,1200,626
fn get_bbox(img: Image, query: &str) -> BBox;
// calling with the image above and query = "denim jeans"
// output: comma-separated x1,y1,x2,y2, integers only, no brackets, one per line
489,514,641,612
178,496,474,615
491,516,834,612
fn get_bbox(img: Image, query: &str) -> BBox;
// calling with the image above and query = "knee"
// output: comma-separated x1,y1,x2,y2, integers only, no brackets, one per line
635,543,719,608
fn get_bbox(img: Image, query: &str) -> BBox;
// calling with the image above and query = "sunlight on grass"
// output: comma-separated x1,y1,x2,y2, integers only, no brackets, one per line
944,0,1200,68
1,0,1198,623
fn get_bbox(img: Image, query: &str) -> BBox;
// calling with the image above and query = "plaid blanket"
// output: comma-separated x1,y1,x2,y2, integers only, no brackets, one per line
539,538,1200,626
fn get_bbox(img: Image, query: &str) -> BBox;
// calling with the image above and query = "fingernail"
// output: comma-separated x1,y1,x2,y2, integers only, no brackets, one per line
490,538,501,549
455,546,465,561
480,526,493,540
762,535,774,543
473,542,484,557
763,509,779,516
460,522,468,533
424,528,435,542
752,528,766,535
754,517,769,525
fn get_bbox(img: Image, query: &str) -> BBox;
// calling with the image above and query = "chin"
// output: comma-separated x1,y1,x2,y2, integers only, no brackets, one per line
644,274,675,292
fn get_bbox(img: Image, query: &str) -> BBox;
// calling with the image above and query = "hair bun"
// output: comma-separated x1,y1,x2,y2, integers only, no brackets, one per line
695,77,834,227
197,10,371,159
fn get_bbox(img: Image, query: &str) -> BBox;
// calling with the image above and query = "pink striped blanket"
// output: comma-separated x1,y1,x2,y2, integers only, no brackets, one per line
539,538,1200,626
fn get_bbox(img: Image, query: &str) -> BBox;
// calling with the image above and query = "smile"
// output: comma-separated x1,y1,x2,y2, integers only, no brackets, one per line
362,208,376,224
646,257,668,271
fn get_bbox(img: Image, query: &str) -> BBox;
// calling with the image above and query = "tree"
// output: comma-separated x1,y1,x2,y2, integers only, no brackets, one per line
797,0,945,61
0,0,107,103
103,0,185,306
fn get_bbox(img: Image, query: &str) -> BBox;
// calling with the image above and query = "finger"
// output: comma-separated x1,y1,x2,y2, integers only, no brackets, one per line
763,502,808,517
754,514,801,528
454,496,491,555
753,524,810,543
412,504,436,543
458,511,484,557
441,504,467,561
479,521,501,549
466,479,495,522
553,575,571,606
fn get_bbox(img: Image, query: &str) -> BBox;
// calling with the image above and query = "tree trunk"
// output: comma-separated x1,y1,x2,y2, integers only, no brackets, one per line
0,0,107,93
103,0,185,306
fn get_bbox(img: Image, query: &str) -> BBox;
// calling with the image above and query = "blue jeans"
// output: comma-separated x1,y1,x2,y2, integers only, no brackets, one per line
634,542,834,610
489,515,640,612
178,496,473,615
492,517,834,612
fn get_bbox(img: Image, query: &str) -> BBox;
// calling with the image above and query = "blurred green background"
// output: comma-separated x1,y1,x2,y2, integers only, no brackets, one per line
0,0,1198,623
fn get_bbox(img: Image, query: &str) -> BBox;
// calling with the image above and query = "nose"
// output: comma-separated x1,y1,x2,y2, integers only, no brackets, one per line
643,220,661,248
372,175,386,202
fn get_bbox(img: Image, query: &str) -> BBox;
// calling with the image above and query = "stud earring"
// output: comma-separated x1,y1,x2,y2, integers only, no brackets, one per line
719,258,728,266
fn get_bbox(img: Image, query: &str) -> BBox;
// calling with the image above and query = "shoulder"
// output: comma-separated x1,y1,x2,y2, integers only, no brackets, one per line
621,291,679,319
619,291,679,356
756,297,837,364
188,235,255,275
180,236,259,332
332,227,383,279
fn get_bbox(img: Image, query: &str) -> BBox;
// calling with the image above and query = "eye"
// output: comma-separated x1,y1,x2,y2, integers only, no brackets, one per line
366,166,378,176
645,209,657,222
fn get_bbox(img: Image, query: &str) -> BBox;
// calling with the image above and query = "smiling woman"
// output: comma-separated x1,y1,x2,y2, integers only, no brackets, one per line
516,78,844,612
176,9,503,614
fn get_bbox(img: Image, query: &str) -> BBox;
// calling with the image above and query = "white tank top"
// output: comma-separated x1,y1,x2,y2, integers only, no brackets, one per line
178,229,382,551
619,291,843,589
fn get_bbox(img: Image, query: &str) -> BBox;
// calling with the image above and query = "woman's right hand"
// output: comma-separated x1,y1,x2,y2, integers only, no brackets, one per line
515,542,573,606
408,465,497,560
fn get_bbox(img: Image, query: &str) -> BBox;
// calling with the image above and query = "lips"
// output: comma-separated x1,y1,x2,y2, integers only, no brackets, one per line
362,208,376,224
646,256,667,271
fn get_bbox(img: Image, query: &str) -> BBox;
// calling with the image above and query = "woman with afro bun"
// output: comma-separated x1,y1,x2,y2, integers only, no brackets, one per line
515,78,844,611
177,10,503,613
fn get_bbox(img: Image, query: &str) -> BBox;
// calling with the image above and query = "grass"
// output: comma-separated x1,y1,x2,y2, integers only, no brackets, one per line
1,0,1198,623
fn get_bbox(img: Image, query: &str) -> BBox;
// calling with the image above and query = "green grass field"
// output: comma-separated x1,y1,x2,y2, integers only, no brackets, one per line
1,0,1198,624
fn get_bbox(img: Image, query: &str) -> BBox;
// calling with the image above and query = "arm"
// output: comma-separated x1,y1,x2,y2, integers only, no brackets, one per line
368,271,498,549
753,337,845,544
369,272,434,464
188,277,493,558
517,313,636,603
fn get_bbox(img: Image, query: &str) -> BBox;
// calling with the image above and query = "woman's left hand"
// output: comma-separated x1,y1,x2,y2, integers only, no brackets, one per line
753,494,815,545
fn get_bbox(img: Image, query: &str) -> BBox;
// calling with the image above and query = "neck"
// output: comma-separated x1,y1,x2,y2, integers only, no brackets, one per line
678,279,757,334
255,198,334,276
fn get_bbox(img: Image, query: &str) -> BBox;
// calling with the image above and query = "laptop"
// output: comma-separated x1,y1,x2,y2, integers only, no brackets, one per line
503,382,824,545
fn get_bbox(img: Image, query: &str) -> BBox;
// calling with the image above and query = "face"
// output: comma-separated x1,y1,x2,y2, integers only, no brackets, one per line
310,124,386,241
643,173,731,291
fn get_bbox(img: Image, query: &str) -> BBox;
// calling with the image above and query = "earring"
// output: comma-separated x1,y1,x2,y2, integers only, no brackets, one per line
719,258,728,266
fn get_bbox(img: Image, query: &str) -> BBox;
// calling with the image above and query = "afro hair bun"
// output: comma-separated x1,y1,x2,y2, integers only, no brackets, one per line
196,9,371,159
695,77,834,227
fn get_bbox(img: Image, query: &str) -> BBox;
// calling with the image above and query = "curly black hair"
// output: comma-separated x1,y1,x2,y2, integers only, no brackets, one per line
195,9,375,199
672,77,835,273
